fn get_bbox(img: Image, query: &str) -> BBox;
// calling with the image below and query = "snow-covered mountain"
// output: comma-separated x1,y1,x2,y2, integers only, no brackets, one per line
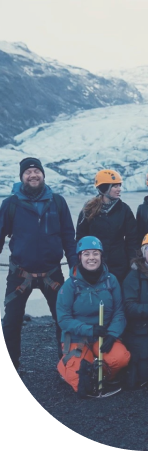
0,41,143,147
1,102,148,196
0,41,148,197
98,66,148,102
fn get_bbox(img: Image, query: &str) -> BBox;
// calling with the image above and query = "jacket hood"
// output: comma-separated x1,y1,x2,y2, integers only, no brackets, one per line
11,182,53,201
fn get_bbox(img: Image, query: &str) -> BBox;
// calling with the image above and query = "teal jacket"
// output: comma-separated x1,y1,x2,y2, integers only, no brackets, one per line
56,264,126,343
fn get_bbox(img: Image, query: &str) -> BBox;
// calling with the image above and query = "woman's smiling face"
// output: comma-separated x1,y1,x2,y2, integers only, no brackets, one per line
80,249,101,271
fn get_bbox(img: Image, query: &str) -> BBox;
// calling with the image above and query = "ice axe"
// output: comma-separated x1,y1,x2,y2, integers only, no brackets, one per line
98,300,104,389
87,300,122,398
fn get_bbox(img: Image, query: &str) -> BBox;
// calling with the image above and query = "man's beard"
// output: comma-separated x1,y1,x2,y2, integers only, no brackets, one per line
23,180,45,194
22,179,45,197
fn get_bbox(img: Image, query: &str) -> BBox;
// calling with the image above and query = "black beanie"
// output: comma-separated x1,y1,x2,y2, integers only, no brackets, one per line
20,157,45,180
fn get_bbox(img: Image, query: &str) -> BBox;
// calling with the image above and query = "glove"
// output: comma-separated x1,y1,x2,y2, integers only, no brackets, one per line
100,335,116,353
93,325,106,338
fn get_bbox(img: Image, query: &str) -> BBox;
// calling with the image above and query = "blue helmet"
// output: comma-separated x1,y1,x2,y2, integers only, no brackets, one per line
76,236,103,254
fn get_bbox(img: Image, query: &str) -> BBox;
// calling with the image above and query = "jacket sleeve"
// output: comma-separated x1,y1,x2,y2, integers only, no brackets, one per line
56,279,93,337
136,204,148,247
107,275,127,338
76,209,89,242
0,198,10,253
124,204,138,262
122,269,148,319
59,196,77,268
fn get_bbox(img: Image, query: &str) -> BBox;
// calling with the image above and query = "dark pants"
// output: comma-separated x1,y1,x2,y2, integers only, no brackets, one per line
2,267,64,369
123,332,148,389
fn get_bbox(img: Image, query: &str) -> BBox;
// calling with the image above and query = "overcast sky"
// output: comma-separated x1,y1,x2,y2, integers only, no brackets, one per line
1,0,148,72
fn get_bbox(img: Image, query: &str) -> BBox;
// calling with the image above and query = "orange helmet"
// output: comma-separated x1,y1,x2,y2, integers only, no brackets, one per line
141,234,148,246
146,174,148,186
94,169,122,188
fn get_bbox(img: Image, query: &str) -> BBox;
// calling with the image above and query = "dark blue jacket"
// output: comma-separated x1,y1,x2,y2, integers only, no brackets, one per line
0,183,77,272
76,199,138,283
136,196,148,246
56,264,126,343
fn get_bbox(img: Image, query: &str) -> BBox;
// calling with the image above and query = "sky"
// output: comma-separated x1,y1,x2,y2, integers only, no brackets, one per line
0,0,148,72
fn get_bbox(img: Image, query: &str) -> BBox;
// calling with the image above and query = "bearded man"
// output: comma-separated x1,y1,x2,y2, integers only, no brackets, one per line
0,157,77,369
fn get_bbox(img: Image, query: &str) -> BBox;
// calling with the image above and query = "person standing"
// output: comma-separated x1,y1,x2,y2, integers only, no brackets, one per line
0,157,77,369
76,169,138,285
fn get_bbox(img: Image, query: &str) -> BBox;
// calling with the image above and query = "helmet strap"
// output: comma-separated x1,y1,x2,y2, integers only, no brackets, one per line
141,245,148,258
98,184,121,201
98,184,112,198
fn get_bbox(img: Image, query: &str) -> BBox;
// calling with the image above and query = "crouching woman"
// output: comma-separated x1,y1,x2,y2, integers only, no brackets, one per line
122,233,148,389
56,236,130,397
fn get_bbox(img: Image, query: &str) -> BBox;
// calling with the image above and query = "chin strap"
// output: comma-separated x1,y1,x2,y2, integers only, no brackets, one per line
98,184,112,198
98,184,121,200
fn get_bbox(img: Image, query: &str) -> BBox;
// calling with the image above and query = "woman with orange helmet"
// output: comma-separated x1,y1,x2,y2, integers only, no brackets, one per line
76,168,138,284
122,233,148,389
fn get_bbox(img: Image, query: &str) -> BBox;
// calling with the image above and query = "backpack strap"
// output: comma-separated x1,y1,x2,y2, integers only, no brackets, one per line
7,195,18,238
72,269,113,296
52,193,62,219
71,267,82,295
106,275,113,293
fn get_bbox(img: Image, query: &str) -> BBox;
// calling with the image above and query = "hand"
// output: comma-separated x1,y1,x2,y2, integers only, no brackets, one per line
100,335,116,353
93,325,106,338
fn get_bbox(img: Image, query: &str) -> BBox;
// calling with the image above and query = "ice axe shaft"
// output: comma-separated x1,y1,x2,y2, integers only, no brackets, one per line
98,300,104,388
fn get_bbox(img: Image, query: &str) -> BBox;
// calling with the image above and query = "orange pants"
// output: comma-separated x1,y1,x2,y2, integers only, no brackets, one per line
57,340,131,392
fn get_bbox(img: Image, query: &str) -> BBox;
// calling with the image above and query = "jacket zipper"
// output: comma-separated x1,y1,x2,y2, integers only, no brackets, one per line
38,213,48,231
45,212,48,233
89,291,92,304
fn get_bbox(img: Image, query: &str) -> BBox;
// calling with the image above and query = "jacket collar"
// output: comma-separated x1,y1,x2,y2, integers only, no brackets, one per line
71,263,110,286
11,182,53,201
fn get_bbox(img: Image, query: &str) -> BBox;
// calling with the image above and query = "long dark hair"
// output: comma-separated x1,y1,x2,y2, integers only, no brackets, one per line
83,196,103,222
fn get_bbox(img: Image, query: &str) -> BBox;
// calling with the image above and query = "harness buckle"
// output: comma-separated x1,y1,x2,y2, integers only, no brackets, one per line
16,285,26,294
50,281,61,291
18,268,24,277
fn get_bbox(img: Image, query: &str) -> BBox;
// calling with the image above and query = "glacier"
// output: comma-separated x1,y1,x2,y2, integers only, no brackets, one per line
0,102,148,196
